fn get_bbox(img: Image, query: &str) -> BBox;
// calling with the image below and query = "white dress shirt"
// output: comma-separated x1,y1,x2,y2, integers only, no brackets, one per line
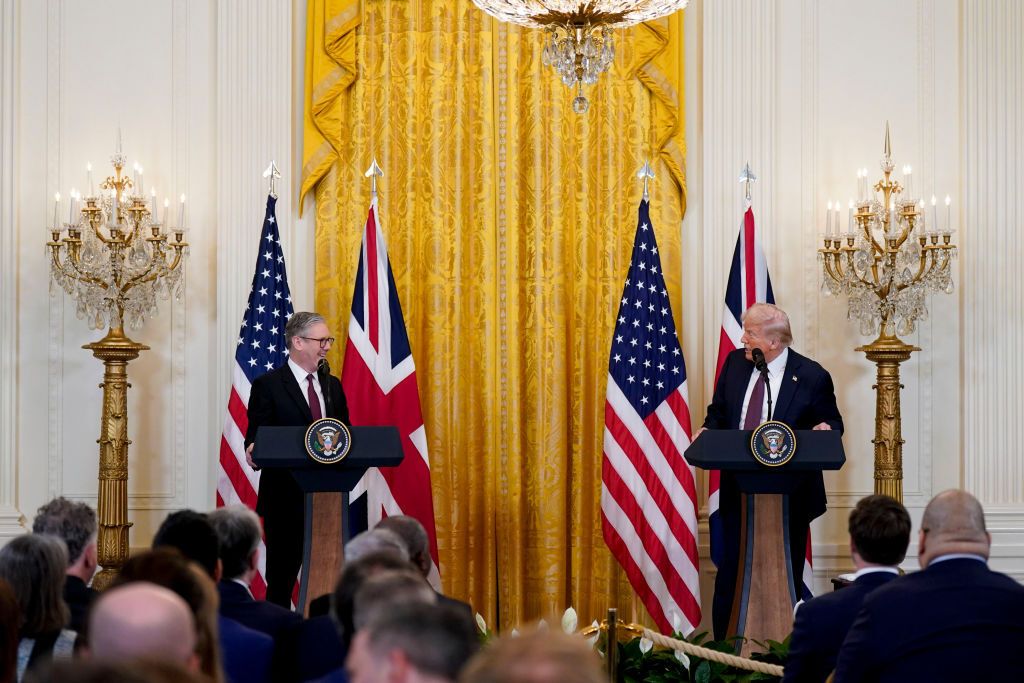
737,347,789,427
288,358,325,417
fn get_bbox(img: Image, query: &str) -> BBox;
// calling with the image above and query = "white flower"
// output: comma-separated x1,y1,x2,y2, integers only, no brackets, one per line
561,607,578,634
670,611,683,635
510,628,520,638
537,618,548,631
674,650,690,670
639,637,653,654
475,613,487,634
585,621,599,649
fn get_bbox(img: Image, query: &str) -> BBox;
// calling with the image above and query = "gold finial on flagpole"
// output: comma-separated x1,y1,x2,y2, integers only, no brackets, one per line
739,162,757,202
263,161,281,198
364,158,384,197
636,160,655,202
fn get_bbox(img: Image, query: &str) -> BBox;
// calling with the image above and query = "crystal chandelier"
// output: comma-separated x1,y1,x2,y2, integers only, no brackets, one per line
818,126,957,337
48,140,189,330
471,1,689,114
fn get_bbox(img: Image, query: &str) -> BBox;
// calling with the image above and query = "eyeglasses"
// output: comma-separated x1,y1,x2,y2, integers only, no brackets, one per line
299,336,335,349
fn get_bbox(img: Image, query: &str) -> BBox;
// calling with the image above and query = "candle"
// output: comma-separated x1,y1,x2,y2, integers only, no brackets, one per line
112,189,120,225
856,171,864,203
902,165,913,200
930,195,938,234
137,166,144,195
68,189,77,224
848,199,854,233
834,201,841,235
163,198,170,225
86,163,94,196
53,192,60,229
945,195,952,232
826,201,833,235
178,194,186,228
150,187,157,217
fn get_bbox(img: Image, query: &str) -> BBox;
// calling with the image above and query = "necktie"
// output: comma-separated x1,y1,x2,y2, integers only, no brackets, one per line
743,373,766,429
306,374,323,420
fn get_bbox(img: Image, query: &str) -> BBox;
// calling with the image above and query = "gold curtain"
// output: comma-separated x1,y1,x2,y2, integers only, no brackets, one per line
302,0,686,632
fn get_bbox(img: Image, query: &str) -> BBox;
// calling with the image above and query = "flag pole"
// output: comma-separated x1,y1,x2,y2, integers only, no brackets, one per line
364,158,384,198
739,162,757,203
636,160,655,202
263,161,281,198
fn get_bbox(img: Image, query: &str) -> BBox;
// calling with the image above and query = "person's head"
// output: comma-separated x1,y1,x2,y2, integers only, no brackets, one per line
848,494,912,567
353,570,437,630
32,497,98,582
345,528,410,565
347,603,479,683
375,516,431,578
25,659,208,683
112,548,224,683
152,509,221,580
285,311,333,373
332,550,418,646
0,579,21,683
918,489,990,567
740,303,793,363
207,505,262,582
0,534,69,637
87,582,199,671
459,628,605,683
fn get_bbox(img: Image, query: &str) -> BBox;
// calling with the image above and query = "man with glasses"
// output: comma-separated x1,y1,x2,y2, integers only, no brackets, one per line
245,311,349,607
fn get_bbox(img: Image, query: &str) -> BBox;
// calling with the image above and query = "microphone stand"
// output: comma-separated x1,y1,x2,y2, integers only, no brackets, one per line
763,368,774,422
318,359,333,418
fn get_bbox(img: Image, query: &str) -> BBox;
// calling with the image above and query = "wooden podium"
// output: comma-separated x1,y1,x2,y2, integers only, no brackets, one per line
252,425,404,614
685,429,845,653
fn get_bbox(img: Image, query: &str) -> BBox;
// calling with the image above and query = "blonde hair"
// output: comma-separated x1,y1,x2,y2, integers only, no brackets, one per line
741,303,793,346
460,628,605,683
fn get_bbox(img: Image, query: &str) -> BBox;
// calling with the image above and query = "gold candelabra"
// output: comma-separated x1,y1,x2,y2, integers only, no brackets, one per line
818,126,957,502
47,142,188,588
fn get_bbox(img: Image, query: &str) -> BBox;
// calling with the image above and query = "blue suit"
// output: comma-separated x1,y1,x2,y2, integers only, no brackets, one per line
782,571,896,683
219,615,273,683
703,348,843,638
833,558,1024,682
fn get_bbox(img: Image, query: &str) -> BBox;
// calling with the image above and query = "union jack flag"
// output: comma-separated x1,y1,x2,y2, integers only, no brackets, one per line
601,199,701,635
216,195,294,598
343,196,440,585
709,202,813,598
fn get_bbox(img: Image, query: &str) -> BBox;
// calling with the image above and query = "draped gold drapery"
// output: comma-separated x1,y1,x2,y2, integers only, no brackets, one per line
302,0,687,632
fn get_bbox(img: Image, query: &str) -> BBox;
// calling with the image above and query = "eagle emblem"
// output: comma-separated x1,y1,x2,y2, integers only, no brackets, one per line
305,418,352,464
750,420,796,467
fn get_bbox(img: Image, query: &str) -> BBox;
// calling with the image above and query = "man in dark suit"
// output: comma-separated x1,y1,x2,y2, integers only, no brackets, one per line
698,303,843,638
783,495,910,683
32,497,98,633
834,489,1024,682
245,311,349,607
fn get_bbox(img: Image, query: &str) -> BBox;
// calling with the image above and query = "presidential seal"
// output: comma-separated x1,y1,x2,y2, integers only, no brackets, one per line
750,420,797,467
304,418,352,465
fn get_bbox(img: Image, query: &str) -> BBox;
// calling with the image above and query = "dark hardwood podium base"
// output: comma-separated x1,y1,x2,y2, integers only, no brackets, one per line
298,492,348,616
728,493,797,656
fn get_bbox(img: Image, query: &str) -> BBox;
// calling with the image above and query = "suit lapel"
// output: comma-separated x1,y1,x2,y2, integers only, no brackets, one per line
772,350,803,422
278,365,313,422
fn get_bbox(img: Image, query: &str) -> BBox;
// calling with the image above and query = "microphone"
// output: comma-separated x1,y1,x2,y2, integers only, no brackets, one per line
751,348,768,374
750,348,774,421
317,358,334,417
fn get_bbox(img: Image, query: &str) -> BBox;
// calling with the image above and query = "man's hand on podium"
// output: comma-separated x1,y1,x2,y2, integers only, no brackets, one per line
693,427,706,440
812,422,832,430
246,443,260,471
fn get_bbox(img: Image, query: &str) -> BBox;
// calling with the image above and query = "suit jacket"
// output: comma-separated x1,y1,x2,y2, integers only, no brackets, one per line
218,580,303,638
63,575,97,634
782,571,897,683
219,615,274,683
833,558,1024,682
245,364,349,515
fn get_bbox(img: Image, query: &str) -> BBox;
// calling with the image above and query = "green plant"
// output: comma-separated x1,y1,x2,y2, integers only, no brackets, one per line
613,631,789,683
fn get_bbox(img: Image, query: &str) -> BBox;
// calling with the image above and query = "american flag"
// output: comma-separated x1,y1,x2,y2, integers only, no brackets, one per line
216,195,294,599
342,197,440,585
601,199,701,635
709,203,813,598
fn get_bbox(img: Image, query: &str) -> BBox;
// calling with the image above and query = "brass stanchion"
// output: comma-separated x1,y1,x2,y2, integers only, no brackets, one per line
606,608,618,682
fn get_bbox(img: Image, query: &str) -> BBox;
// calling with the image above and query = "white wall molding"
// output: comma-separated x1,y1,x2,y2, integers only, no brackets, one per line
961,0,1024,507
0,0,25,538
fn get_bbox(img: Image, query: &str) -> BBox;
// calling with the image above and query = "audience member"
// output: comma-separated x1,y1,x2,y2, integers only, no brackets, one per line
834,489,1024,682
87,582,199,671
0,535,75,680
0,579,21,683
458,627,604,683
112,548,226,683
32,497,98,633
352,570,437,631
346,603,479,683
344,529,410,564
783,494,910,683
151,511,275,683
330,550,418,650
375,516,473,620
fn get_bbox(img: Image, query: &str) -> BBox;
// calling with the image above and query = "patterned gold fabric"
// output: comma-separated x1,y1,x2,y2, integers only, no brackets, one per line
302,0,686,632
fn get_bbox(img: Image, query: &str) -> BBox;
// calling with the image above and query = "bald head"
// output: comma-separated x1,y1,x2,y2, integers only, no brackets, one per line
919,489,991,567
88,582,198,669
